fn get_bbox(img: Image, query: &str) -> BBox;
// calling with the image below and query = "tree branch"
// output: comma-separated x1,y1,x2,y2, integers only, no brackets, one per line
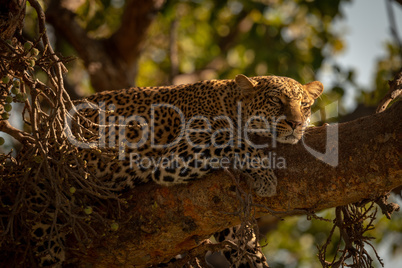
109,0,165,66
393,0,402,7
68,101,402,267
45,0,165,91
376,69,402,113
0,120,34,144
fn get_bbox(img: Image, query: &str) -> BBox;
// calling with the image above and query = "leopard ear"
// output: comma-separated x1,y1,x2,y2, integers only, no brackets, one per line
235,74,257,95
304,81,324,99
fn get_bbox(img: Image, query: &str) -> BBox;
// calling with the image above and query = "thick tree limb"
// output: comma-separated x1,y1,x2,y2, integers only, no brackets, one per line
69,101,402,267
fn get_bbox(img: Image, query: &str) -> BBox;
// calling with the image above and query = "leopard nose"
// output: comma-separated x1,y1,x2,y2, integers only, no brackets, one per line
285,119,303,129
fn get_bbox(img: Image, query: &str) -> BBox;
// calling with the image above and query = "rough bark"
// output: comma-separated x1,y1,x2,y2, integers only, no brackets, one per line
69,101,402,267
0,0,26,40
45,0,165,92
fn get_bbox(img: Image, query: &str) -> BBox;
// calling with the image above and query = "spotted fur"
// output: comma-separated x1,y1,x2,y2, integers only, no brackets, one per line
75,74,323,196
211,225,269,268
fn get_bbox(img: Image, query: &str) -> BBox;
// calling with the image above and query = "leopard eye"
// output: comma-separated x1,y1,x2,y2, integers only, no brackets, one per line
301,102,310,107
270,96,281,104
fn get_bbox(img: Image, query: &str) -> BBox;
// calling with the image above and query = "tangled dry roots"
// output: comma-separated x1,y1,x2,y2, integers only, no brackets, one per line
0,0,122,265
318,202,385,268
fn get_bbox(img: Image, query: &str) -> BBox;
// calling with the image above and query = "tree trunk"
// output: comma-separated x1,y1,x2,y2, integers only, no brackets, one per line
0,0,26,40
68,101,402,267
45,0,165,92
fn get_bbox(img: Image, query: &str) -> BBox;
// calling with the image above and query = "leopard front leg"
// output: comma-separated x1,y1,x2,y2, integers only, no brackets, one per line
150,141,217,185
233,141,278,197
151,138,278,198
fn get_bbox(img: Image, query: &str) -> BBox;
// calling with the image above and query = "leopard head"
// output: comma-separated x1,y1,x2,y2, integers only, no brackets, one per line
236,74,323,144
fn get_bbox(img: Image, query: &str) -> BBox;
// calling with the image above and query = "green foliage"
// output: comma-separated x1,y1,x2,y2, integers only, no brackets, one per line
361,42,401,106
137,0,349,86
75,0,124,37
264,211,337,268
265,203,402,267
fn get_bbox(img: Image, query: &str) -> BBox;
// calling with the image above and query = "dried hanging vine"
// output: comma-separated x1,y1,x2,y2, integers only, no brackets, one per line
318,202,386,268
0,0,122,265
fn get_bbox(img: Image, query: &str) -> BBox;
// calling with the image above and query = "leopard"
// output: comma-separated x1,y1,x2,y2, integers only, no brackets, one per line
33,74,323,267
73,74,323,195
